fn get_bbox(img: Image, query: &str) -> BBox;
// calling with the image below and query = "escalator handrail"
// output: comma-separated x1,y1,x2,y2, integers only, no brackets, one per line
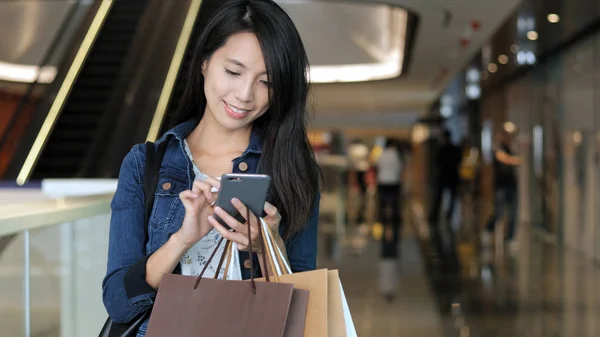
0,2,84,161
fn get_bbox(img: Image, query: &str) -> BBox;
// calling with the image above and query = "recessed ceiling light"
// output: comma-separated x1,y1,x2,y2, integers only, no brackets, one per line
488,63,498,73
498,54,509,64
527,31,538,40
547,14,560,23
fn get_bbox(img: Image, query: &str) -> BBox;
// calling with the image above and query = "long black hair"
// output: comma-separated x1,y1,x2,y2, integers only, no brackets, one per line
173,0,321,239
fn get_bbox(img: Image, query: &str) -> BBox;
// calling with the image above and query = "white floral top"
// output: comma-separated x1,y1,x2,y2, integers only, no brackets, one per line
180,140,241,280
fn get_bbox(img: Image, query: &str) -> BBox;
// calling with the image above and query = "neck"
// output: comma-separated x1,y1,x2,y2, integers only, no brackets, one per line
187,111,251,154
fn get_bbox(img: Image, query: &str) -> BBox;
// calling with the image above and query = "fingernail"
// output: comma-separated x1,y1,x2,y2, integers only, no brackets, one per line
231,198,239,204
214,207,222,214
208,215,214,221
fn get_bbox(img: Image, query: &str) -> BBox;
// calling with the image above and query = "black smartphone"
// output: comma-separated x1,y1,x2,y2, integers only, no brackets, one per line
214,173,271,229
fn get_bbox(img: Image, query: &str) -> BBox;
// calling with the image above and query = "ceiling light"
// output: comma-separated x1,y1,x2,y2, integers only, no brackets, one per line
0,61,57,83
440,105,453,118
498,54,509,64
441,95,454,105
307,8,407,83
527,31,538,40
309,52,403,83
547,14,560,23
504,122,516,133
488,63,498,73
517,51,527,64
411,124,430,143
510,44,519,53
466,68,480,82
466,84,481,99
526,51,536,64
573,131,582,144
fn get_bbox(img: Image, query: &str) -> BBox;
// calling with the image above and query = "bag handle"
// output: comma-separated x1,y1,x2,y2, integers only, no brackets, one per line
213,239,231,279
193,209,270,293
260,218,292,275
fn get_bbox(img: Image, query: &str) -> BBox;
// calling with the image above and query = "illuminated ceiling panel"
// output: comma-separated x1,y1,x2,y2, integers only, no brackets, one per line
277,1,408,83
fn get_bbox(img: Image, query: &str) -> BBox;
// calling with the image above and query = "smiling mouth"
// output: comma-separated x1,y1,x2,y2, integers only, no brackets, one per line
225,101,251,114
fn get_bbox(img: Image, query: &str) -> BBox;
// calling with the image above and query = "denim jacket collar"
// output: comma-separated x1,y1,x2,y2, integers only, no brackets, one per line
160,117,263,155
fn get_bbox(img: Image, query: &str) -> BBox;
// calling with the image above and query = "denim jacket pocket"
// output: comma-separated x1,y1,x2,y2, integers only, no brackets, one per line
149,175,188,230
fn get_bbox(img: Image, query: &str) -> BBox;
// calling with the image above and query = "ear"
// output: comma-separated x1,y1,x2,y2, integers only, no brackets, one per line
201,60,208,76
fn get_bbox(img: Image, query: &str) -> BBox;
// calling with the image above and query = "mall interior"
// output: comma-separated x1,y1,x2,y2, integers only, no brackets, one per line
1,0,600,336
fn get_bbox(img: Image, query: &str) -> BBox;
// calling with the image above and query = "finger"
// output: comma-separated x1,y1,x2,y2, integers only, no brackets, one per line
192,180,213,201
208,215,249,246
204,176,221,191
231,199,260,235
231,199,260,242
179,190,199,200
263,201,279,217
213,206,247,235
231,198,250,222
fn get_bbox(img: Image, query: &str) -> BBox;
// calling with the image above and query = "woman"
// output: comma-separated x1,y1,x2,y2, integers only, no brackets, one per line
102,1,321,335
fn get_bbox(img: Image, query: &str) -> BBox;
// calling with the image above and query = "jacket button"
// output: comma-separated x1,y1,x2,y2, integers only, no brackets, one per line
238,161,248,172
162,182,172,190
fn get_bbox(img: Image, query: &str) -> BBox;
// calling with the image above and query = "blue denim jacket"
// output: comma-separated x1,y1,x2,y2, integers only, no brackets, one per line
102,119,320,335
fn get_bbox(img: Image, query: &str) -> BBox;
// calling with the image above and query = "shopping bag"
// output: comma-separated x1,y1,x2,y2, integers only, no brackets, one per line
146,213,295,337
253,220,325,337
220,232,311,337
327,270,357,337
259,219,357,337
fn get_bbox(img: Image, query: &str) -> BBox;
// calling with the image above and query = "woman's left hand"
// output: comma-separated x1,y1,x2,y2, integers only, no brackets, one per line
208,198,281,253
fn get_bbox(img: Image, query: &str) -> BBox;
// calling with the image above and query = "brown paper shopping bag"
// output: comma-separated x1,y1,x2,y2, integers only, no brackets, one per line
146,213,296,337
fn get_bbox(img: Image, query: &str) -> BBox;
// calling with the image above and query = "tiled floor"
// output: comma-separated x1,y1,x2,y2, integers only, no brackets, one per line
319,233,445,337
427,228,600,337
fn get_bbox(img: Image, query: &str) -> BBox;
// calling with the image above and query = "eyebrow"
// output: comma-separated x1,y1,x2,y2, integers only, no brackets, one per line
226,58,246,68
225,58,267,75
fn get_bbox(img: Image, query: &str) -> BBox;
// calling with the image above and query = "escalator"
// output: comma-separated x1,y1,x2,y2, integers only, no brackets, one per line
3,0,221,182
30,0,149,179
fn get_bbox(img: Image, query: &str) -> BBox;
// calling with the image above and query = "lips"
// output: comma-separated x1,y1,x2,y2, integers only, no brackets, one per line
224,101,251,119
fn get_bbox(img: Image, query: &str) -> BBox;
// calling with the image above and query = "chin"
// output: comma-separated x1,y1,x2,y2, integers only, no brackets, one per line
217,115,252,131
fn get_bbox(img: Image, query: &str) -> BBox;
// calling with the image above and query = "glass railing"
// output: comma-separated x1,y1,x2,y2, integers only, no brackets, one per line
0,181,114,337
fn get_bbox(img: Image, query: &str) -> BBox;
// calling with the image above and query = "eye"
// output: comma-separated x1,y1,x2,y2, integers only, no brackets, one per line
225,68,240,76
260,80,271,87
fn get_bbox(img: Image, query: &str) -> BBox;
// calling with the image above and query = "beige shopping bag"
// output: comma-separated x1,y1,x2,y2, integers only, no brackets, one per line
259,219,357,337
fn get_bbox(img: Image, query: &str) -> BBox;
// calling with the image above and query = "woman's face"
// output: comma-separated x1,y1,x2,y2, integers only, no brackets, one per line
202,32,270,131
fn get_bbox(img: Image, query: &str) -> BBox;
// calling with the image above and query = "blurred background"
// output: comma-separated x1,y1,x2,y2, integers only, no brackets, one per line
1,0,600,336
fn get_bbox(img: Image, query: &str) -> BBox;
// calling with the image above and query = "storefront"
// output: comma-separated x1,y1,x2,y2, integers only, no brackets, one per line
478,4,600,262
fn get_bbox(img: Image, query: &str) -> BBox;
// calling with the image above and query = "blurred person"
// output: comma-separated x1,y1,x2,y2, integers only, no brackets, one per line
376,139,403,250
347,139,370,226
375,139,403,302
429,130,462,241
482,129,521,252
101,2,321,336
457,137,479,242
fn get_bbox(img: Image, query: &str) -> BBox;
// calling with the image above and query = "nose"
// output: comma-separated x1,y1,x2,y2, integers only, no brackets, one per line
235,79,254,103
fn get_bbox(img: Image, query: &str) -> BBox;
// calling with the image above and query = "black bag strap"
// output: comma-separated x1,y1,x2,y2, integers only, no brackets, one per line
98,137,171,337
143,138,170,246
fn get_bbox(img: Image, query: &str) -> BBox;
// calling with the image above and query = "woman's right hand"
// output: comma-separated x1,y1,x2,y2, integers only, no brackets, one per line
176,177,221,248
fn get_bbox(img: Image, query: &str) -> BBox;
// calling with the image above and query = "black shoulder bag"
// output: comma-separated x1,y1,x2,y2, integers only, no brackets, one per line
98,139,169,337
